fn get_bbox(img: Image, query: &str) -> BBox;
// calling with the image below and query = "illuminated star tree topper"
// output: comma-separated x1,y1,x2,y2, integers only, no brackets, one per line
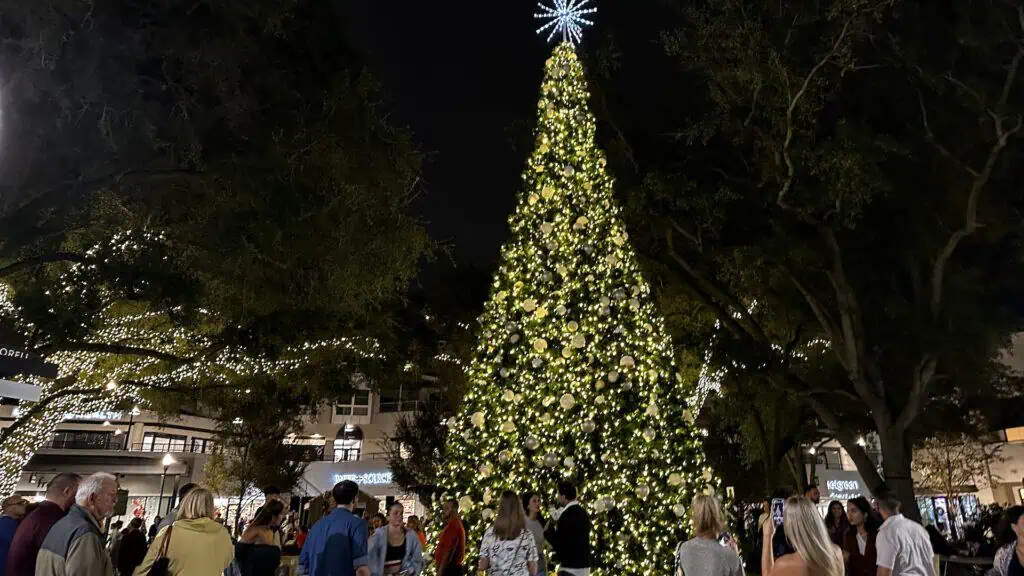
535,0,597,46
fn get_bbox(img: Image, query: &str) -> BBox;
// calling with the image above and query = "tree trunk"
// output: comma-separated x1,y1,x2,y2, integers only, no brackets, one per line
880,428,921,522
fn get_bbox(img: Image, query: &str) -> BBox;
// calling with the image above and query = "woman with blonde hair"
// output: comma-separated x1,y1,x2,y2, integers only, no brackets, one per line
674,494,743,576
478,490,538,576
761,496,844,576
134,487,234,575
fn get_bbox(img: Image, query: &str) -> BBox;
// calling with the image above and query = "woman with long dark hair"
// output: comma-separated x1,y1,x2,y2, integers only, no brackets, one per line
825,500,850,547
521,492,547,576
843,497,878,576
236,499,285,576
990,506,1024,576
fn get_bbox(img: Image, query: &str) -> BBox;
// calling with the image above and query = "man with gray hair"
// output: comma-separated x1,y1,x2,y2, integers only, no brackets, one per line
36,472,116,576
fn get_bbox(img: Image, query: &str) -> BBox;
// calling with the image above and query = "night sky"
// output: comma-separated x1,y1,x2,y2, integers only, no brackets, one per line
338,0,564,269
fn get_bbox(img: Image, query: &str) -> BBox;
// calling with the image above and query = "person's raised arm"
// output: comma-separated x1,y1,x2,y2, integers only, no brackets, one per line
761,517,775,576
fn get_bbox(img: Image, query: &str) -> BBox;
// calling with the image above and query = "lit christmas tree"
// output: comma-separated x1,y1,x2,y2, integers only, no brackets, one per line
437,12,716,574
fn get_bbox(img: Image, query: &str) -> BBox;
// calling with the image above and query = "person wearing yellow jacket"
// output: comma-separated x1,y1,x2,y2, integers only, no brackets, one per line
134,487,234,576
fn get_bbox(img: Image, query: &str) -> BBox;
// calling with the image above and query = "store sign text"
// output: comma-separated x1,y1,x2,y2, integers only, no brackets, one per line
333,472,393,486
825,479,864,500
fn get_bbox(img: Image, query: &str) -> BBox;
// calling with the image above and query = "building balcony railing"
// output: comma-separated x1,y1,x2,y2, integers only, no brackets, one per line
378,400,441,414
40,437,123,451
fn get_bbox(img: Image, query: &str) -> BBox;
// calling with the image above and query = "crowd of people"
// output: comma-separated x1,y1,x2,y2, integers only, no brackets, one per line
8,470,1021,576
298,478,591,576
670,483,1024,576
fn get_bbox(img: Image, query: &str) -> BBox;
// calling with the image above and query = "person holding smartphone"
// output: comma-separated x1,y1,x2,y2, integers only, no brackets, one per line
673,495,743,576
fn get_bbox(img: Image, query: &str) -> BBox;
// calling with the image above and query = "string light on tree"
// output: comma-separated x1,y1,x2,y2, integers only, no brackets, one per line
436,23,716,575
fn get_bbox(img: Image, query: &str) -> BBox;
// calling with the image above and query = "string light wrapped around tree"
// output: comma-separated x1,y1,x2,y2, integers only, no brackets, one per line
435,18,717,573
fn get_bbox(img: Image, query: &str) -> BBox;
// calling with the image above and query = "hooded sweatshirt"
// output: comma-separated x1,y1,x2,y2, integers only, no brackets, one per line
132,517,233,576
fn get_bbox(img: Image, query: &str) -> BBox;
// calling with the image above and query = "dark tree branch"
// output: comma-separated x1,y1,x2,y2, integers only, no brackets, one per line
930,49,1024,318
819,226,887,408
35,342,186,363
778,20,852,209
0,252,87,279
894,354,938,432
0,387,104,445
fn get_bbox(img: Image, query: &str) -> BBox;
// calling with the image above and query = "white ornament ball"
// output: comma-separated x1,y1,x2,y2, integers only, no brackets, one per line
540,223,554,235
525,437,540,450
636,485,650,499
498,450,512,464
608,371,619,383
459,495,473,510
556,304,568,315
595,395,606,405
502,390,515,402
499,367,510,377
622,380,634,391
567,321,579,332
645,403,660,417
620,356,635,368
533,338,548,352
482,508,494,521
559,393,576,410
582,419,596,433
571,334,586,348
543,452,559,468
563,456,574,468
509,334,520,344
532,358,543,368
540,413,552,424
522,299,537,312
501,420,515,434
643,428,656,442
479,464,492,477
471,412,485,429
668,473,683,486
594,499,607,513
673,503,687,517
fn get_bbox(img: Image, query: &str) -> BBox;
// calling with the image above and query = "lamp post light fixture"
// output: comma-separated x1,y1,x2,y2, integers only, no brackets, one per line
158,454,176,516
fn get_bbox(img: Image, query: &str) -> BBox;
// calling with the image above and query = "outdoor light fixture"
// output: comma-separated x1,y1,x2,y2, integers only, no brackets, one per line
161,453,175,467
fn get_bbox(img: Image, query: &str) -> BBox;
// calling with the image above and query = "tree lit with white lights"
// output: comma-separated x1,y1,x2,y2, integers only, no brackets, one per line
437,42,716,575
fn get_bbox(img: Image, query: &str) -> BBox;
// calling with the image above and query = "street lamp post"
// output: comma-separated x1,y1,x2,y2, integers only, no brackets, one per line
157,453,175,516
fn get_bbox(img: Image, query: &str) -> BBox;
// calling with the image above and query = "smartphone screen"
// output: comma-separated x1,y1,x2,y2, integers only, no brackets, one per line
771,498,785,527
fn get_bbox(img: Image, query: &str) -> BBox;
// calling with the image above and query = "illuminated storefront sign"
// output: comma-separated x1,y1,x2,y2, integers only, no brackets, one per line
819,470,867,501
333,472,393,486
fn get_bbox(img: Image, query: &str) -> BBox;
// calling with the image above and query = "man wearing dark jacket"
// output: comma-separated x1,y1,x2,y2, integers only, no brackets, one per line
544,481,591,576
5,473,80,576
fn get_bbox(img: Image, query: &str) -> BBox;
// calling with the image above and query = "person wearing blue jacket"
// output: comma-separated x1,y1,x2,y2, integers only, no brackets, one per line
367,503,423,576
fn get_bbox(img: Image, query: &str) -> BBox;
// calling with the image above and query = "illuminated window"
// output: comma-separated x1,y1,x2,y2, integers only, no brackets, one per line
333,425,363,462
